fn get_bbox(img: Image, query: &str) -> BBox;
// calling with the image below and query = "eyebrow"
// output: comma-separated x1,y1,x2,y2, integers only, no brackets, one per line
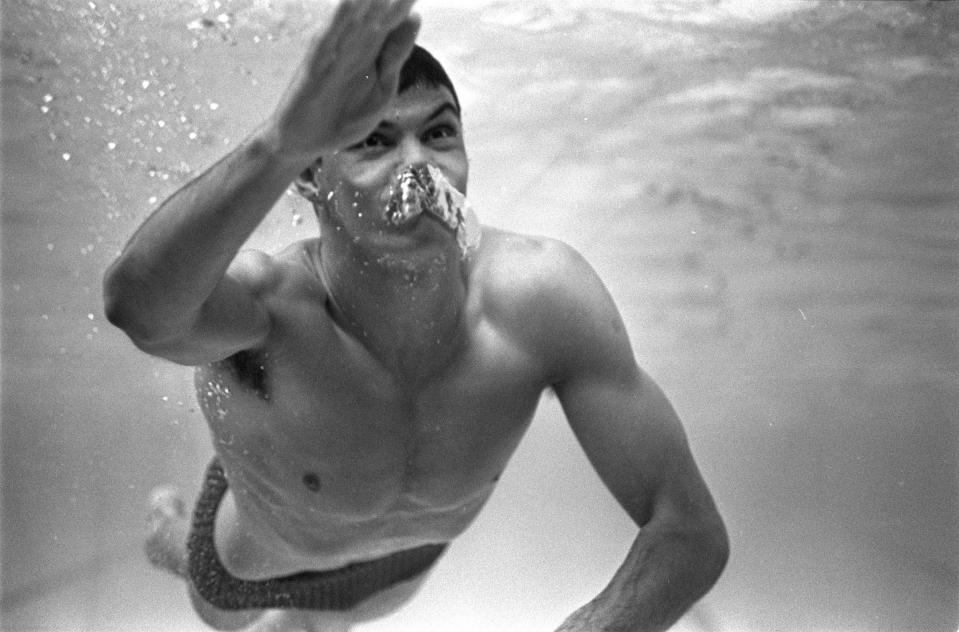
425,102,461,123
375,101,461,132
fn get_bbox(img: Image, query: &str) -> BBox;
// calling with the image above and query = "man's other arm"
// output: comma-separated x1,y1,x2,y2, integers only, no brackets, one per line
523,241,729,632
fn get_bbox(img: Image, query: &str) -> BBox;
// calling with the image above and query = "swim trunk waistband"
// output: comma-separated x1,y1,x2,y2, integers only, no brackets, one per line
187,457,447,611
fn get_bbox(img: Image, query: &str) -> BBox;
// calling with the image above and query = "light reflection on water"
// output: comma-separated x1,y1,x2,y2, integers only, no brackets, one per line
2,1,957,631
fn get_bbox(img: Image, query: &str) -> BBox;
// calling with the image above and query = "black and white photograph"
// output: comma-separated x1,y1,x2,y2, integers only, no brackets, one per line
2,1,956,630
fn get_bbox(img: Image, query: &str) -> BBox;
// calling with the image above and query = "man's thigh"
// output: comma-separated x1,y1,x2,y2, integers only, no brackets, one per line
346,569,432,623
188,582,263,631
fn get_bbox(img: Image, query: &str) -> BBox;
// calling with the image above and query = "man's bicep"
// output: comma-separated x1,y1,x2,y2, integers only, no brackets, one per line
140,251,274,365
556,362,699,527
542,253,712,527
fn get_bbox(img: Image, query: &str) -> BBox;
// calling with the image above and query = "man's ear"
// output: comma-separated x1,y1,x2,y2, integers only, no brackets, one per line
292,158,323,201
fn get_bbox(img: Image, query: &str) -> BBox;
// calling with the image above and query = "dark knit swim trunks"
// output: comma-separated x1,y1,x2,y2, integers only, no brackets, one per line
187,458,447,611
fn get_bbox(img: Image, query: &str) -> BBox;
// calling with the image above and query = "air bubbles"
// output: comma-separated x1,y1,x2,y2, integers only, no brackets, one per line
62,153,72,161
187,18,214,31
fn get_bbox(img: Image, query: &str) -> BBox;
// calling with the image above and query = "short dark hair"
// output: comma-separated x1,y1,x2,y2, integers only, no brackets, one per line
399,45,460,114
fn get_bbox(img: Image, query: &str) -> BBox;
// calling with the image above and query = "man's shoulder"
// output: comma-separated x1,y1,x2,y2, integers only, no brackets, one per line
475,227,594,306
228,239,320,297
475,228,581,282
475,228,633,383
472,228,610,347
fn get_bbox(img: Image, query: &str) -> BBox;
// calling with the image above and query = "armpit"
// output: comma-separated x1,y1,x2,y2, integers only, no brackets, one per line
217,349,271,401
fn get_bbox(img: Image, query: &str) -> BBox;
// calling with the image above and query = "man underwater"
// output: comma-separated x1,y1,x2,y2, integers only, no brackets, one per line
104,1,728,630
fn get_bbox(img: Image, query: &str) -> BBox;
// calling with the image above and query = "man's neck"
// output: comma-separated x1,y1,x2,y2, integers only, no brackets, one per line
314,237,470,385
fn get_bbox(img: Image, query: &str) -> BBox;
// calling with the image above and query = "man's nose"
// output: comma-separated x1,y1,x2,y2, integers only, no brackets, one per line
397,136,430,168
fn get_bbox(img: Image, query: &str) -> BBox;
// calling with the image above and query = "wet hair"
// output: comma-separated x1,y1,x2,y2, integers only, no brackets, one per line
399,45,460,115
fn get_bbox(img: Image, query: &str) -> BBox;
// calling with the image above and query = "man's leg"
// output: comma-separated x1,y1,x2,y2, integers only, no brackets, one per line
147,487,357,632
146,486,431,631
248,610,351,632
147,486,263,630
254,571,430,632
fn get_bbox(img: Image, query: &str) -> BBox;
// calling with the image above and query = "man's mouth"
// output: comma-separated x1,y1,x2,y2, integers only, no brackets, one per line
383,164,481,255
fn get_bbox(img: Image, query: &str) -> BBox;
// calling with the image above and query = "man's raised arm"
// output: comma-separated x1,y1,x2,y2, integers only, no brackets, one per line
103,0,420,365
521,241,729,632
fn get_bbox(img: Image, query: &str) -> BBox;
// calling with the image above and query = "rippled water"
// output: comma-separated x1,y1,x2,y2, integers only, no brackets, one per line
2,1,957,631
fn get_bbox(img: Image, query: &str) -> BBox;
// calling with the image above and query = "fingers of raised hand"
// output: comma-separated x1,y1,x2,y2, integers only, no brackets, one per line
376,13,420,81
318,0,417,67
380,0,418,34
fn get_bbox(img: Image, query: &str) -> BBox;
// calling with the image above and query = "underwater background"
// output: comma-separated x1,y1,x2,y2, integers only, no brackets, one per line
2,1,957,630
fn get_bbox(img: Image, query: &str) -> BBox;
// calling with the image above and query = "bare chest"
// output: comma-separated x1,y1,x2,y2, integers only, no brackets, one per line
193,318,545,537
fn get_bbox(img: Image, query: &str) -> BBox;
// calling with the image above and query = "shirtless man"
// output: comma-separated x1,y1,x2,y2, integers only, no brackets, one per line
103,1,728,630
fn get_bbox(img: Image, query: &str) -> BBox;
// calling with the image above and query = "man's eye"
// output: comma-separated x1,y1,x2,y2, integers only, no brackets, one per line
353,133,390,150
425,125,457,142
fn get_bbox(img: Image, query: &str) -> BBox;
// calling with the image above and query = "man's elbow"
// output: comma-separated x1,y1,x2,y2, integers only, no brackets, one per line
699,511,730,590
103,261,142,331
102,260,171,347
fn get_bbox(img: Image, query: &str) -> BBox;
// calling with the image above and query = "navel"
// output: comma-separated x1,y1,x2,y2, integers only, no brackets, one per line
302,471,322,493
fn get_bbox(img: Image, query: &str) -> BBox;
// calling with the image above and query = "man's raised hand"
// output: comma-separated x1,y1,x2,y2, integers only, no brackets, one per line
266,0,421,164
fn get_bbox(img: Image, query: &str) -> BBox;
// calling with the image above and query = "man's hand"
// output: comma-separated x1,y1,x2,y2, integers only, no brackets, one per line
267,0,421,163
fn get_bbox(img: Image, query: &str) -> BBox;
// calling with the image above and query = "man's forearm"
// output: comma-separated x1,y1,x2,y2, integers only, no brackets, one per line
104,127,304,330
557,519,729,632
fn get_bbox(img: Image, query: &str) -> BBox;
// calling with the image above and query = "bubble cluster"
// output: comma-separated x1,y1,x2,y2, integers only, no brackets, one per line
199,378,232,422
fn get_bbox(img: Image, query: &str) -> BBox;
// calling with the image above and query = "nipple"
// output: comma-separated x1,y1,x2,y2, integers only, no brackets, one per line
302,472,322,492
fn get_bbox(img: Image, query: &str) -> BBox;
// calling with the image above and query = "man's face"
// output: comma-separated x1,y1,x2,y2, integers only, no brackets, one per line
316,85,468,257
